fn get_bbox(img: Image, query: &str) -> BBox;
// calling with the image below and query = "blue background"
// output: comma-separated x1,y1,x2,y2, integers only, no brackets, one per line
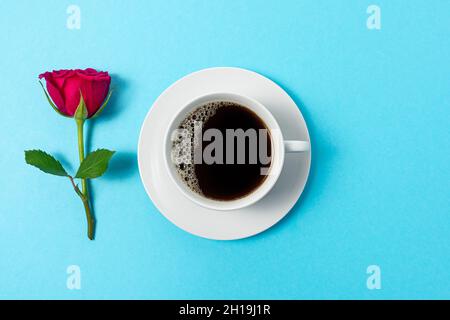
0,0,449,299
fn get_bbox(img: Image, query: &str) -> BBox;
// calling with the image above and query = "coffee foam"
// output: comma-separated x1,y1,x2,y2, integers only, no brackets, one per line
171,101,235,195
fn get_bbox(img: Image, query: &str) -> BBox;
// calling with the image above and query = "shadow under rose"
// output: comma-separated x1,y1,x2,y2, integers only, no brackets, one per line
84,151,137,238
103,151,138,180
52,152,74,173
85,73,129,151
97,73,129,120
82,73,136,238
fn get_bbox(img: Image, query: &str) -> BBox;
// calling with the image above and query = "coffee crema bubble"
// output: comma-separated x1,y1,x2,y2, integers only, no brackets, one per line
171,101,224,195
171,101,272,201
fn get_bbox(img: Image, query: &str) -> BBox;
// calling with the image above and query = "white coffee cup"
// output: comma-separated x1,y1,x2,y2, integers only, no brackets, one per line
164,92,310,211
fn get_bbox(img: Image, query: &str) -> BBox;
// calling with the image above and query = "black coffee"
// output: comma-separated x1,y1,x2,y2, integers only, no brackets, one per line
172,101,272,201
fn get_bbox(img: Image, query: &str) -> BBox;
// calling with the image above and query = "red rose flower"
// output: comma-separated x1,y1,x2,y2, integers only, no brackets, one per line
39,68,111,118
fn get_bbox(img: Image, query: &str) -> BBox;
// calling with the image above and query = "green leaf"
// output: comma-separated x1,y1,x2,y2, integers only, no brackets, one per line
75,149,115,179
25,150,68,177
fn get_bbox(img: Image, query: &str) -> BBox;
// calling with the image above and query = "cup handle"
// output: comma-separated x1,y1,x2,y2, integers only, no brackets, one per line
284,140,310,153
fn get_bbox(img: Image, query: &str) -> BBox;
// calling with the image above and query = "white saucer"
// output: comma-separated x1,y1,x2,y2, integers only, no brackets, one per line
138,67,311,240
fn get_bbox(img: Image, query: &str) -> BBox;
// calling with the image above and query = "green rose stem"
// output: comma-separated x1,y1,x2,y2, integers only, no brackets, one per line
30,78,114,241
75,118,95,240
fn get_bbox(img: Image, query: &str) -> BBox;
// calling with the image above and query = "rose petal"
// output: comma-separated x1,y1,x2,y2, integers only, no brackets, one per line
84,77,111,117
44,78,68,115
39,71,52,80
52,70,73,78
53,70,75,88
62,73,83,116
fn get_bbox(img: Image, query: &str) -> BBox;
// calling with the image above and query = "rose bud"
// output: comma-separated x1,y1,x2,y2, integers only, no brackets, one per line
39,68,112,120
